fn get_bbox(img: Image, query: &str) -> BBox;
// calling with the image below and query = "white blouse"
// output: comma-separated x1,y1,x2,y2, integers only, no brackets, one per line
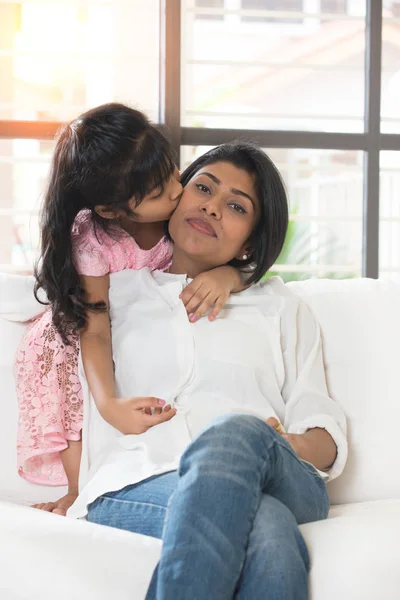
68,269,347,519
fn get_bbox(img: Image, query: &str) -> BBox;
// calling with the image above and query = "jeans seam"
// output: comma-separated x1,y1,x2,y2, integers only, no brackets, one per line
99,495,168,510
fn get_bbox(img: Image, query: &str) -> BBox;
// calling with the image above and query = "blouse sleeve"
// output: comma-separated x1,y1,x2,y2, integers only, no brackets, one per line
281,298,348,481
72,217,110,277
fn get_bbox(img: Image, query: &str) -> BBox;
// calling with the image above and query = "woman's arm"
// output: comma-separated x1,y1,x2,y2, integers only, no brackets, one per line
281,297,348,478
80,275,176,433
266,416,337,471
282,427,337,471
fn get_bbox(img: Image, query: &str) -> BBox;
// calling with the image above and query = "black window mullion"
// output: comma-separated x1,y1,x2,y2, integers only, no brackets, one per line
363,0,383,279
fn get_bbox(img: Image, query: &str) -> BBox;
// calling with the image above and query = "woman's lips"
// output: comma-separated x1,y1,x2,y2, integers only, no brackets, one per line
186,218,217,237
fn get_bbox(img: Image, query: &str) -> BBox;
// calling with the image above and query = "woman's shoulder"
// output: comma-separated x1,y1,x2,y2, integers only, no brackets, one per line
237,276,305,318
243,276,296,301
256,278,318,330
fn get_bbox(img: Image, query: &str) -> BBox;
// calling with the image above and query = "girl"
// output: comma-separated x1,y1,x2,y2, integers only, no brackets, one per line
14,103,243,516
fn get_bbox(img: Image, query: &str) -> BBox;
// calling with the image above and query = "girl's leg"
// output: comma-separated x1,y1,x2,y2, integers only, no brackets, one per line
146,414,329,600
87,471,178,539
34,439,83,515
234,495,310,600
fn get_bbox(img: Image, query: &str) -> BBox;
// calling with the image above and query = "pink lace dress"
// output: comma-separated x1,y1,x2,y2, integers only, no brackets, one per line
14,211,172,485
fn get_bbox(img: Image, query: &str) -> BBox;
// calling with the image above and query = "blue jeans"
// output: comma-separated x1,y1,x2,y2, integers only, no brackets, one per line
88,414,330,600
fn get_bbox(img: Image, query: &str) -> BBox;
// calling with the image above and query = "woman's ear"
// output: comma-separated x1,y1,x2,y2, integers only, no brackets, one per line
94,205,123,220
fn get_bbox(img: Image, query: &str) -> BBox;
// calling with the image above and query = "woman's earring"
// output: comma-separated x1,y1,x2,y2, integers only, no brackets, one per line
242,254,249,260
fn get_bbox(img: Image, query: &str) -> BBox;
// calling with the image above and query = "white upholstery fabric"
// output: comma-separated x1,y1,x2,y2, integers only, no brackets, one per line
0,500,160,600
302,499,400,600
288,278,400,505
0,273,45,322
0,499,399,600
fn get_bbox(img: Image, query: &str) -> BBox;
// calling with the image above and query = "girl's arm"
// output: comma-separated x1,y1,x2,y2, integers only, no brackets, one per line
179,265,245,323
80,275,117,414
80,275,176,433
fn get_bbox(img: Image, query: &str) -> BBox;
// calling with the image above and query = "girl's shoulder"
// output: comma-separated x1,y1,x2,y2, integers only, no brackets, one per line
71,210,172,276
72,210,112,244
71,210,122,276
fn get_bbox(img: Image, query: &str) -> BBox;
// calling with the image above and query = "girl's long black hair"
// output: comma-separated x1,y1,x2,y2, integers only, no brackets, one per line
35,103,175,342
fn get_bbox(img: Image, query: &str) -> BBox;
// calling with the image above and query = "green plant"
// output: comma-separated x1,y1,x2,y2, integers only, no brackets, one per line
264,204,358,283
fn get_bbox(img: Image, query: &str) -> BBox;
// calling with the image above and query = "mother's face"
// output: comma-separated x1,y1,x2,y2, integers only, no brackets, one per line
168,161,260,268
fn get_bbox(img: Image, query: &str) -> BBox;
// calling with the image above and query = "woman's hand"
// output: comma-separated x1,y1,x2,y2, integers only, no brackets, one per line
103,397,177,435
265,417,337,471
180,266,244,323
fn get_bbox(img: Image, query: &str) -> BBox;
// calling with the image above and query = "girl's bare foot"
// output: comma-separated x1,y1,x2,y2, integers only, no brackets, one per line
32,491,78,516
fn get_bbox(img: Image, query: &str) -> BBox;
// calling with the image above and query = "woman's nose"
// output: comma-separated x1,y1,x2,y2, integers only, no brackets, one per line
200,200,221,219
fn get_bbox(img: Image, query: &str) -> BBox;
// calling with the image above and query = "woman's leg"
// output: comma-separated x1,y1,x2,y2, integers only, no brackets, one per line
146,414,329,600
234,495,310,600
87,471,178,539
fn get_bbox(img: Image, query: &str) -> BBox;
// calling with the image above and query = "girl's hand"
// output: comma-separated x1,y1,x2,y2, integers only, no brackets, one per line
180,266,243,323
104,397,177,435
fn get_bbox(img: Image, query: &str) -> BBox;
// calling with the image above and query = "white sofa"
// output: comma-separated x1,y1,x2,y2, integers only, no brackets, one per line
0,275,399,600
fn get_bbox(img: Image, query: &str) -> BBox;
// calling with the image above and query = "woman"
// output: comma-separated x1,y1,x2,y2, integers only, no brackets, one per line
69,142,347,599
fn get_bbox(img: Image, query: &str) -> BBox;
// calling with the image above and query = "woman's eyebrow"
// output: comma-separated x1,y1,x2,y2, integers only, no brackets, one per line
200,172,255,208
201,172,221,185
230,188,255,208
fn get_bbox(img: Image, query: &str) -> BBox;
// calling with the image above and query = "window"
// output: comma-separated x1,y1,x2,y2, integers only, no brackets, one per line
182,1,366,132
381,2,400,133
321,0,347,13
1,1,400,281
195,0,224,20
0,0,161,271
241,0,303,23
380,151,400,282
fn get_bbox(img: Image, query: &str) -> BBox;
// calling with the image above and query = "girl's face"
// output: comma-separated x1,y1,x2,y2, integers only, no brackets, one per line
168,161,260,268
95,167,182,225
129,167,182,223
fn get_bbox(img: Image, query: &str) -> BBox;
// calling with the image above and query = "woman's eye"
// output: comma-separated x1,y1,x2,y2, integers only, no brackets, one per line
229,202,247,214
196,183,211,194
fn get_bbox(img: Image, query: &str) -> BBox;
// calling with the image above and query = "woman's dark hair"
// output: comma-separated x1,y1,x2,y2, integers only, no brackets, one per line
35,102,175,342
179,142,288,284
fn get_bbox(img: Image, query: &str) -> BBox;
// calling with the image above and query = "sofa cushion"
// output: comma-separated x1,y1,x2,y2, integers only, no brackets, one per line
288,278,400,505
0,273,45,322
0,501,161,600
0,499,398,600
301,499,400,600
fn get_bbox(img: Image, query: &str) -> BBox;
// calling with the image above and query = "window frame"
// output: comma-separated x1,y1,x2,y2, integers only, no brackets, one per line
0,0,397,278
